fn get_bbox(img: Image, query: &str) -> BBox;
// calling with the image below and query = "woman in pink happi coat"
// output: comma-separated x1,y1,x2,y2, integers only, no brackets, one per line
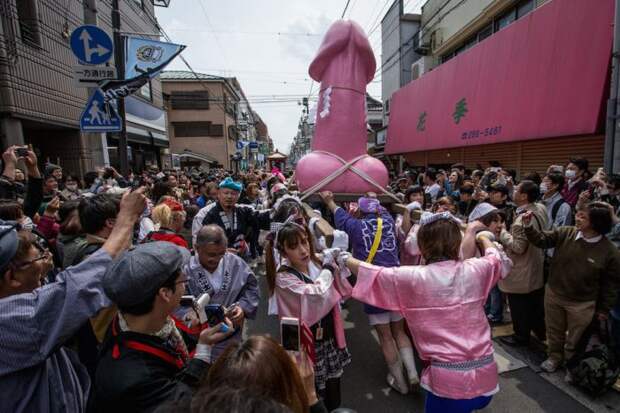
266,221,352,412
340,212,513,413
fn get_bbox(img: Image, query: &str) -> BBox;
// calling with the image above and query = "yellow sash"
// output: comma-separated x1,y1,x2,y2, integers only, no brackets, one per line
366,217,383,264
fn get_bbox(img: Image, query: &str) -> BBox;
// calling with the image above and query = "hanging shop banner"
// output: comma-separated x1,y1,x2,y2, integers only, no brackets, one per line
124,36,186,80
385,0,613,154
100,37,185,101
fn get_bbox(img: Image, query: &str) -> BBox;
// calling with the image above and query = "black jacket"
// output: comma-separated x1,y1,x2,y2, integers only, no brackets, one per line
91,318,208,413
201,202,270,248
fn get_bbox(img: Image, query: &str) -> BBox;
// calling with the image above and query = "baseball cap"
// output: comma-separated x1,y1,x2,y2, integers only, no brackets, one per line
103,242,190,308
0,220,19,271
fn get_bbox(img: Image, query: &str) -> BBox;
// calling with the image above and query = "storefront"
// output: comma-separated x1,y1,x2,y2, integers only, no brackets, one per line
385,0,613,175
107,96,169,172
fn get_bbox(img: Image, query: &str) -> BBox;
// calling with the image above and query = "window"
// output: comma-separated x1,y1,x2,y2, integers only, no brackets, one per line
173,122,224,137
170,91,210,110
517,0,535,19
132,0,144,9
140,81,152,101
477,23,493,42
495,9,516,32
440,52,454,64
228,125,237,140
17,0,41,47
385,98,391,114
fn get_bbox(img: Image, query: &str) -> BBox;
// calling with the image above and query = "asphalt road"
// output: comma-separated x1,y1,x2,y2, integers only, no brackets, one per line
246,268,607,413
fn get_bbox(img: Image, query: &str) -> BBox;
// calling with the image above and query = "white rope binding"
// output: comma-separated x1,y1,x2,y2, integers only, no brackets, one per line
299,150,400,203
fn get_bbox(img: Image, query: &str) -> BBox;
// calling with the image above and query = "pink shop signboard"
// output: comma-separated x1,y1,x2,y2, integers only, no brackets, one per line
385,0,613,155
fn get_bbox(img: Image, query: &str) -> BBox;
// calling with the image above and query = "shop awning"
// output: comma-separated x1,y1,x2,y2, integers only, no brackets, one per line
385,0,613,155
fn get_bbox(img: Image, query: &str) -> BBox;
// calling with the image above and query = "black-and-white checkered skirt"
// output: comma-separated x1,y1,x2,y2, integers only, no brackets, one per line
314,338,351,390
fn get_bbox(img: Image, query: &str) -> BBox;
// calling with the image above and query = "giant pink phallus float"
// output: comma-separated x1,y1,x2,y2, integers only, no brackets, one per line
295,20,389,195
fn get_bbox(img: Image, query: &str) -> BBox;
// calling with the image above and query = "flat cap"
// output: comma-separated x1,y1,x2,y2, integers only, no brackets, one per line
0,220,19,270
103,242,190,308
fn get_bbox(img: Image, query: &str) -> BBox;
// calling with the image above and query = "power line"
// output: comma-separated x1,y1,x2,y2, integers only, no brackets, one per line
166,28,321,37
195,0,231,73
341,0,352,18
372,0,469,80
367,0,393,37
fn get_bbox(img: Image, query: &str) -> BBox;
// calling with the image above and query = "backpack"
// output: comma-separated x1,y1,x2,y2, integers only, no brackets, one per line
551,198,567,223
566,320,620,396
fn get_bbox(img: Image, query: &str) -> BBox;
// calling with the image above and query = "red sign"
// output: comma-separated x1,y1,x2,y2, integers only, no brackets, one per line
385,0,613,155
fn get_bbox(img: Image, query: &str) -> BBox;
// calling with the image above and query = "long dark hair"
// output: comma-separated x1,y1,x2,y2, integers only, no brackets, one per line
265,222,320,295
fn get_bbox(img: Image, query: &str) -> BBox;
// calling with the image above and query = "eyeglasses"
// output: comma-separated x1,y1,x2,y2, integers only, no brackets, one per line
13,250,51,269
175,277,190,286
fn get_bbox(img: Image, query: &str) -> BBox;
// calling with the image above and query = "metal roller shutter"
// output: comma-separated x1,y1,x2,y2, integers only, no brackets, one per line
402,134,604,175
463,143,519,171
520,135,604,176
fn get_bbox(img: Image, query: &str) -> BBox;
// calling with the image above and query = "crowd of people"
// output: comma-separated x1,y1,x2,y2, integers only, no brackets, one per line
0,143,618,413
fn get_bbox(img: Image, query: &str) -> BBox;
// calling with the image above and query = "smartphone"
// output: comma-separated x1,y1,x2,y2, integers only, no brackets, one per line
280,317,301,353
15,147,29,157
180,295,195,308
205,304,227,327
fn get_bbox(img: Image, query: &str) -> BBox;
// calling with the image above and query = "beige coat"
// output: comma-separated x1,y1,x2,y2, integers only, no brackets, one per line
498,203,548,294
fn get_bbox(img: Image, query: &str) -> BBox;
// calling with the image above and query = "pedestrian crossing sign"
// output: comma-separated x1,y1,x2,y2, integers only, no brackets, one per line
80,88,121,132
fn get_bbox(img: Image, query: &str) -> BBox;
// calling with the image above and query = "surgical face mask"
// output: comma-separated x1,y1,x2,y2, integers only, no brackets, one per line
539,183,548,195
565,170,577,179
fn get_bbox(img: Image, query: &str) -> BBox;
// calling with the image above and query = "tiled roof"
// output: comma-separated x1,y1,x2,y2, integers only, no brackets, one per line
160,70,224,81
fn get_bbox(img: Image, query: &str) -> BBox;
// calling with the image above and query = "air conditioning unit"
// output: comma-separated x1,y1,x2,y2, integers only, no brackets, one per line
414,27,430,55
410,56,433,82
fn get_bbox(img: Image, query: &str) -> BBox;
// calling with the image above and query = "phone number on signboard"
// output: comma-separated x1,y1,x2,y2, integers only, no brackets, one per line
461,126,502,140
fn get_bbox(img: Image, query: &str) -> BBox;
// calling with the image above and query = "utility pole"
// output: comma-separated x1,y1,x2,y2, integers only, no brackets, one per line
111,0,129,176
605,0,620,174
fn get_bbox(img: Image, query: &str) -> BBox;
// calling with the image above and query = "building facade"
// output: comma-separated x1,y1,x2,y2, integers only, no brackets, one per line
0,0,168,176
384,0,608,175
161,70,242,170
381,0,422,125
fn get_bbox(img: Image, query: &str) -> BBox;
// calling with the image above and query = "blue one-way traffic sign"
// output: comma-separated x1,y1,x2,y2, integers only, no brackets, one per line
70,25,113,65
80,89,121,132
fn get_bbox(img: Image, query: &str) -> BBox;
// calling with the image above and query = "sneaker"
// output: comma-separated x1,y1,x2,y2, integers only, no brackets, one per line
540,358,561,373
409,373,420,391
387,373,409,395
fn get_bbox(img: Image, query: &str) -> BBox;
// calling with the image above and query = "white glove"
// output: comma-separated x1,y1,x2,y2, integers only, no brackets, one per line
308,217,320,237
332,230,350,250
321,248,341,266
406,201,422,212
337,251,352,268
476,230,496,242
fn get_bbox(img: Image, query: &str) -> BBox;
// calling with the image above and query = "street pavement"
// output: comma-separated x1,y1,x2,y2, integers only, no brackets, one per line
246,266,619,413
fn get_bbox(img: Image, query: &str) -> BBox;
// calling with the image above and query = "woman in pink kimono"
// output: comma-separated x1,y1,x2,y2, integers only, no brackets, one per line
266,221,352,412
340,212,513,413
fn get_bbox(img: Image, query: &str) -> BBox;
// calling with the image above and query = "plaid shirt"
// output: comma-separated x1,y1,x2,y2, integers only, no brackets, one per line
0,249,113,413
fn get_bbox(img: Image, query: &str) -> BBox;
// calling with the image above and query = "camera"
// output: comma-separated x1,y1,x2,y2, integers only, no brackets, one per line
14,147,29,157
205,304,227,327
